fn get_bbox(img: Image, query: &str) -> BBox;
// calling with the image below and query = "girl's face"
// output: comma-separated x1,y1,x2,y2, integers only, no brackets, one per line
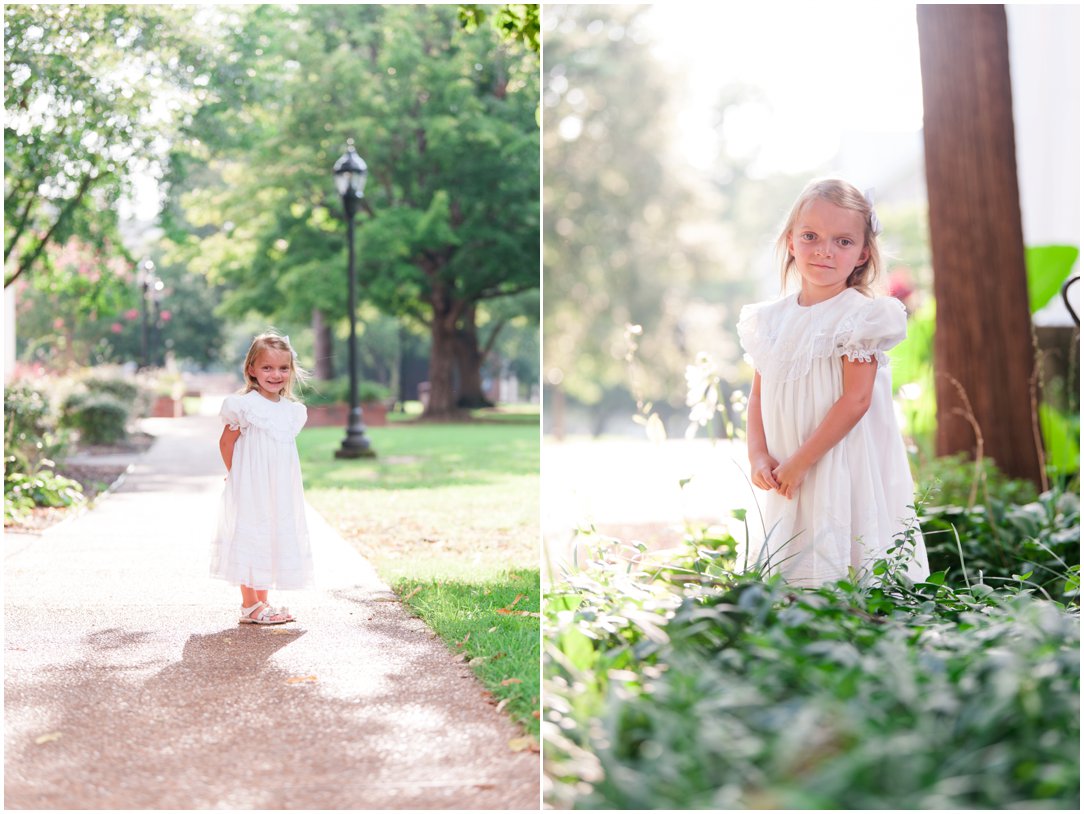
786,198,870,304
248,348,293,398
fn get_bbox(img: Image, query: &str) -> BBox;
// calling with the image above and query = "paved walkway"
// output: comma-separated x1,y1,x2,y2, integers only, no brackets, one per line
4,416,539,809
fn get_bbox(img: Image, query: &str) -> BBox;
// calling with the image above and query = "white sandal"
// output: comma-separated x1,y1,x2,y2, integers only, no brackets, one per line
239,601,291,625
266,604,295,622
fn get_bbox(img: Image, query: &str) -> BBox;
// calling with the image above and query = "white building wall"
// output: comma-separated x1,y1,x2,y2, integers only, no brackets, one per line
1008,3,1081,248
1007,4,1081,325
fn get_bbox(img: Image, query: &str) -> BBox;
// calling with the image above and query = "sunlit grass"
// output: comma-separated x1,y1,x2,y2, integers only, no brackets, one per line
398,568,540,738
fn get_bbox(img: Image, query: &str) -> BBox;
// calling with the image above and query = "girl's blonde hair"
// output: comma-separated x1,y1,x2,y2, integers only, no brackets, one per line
775,177,882,295
240,331,308,400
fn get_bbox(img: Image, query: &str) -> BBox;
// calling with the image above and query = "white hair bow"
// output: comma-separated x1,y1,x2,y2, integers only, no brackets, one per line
863,188,883,236
282,334,299,363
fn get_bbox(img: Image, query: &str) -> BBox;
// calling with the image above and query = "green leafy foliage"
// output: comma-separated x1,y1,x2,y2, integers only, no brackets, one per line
3,380,73,476
4,4,215,287
1038,402,1080,478
544,529,1080,809
921,487,1080,600
4,466,85,524
915,451,1039,508
3,382,54,468
3,381,84,523
1025,244,1080,314
459,4,540,54
889,298,936,456
912,450,1079,602
11,236,139,367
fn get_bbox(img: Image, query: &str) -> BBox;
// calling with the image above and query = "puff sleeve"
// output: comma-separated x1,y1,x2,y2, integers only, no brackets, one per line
220,395,247,432
288,401,308,436
836,296,907,366
737,301,769,372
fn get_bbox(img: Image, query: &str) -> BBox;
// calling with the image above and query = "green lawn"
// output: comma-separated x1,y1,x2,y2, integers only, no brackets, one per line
298,416,540,737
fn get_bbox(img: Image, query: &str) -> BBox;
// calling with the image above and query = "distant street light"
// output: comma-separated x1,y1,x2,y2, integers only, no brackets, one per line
333,140,376,459
150,276,164,366
137,259,156,369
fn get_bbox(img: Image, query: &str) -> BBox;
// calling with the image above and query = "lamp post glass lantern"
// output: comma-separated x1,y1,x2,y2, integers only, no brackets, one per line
333,140,376,459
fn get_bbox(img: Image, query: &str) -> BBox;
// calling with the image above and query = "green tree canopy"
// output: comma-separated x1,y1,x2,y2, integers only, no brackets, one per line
459,3,540,54
166,4,539,416
4,4,215,287
543,5,719,429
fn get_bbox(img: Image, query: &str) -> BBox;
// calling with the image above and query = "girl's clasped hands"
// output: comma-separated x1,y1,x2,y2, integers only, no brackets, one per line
751,455,808,500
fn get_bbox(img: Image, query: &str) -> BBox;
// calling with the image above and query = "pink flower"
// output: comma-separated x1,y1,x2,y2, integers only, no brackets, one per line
53,318,64,330
111,323,123,334
160,310,172,322
125,309,139,320
888,268,915,302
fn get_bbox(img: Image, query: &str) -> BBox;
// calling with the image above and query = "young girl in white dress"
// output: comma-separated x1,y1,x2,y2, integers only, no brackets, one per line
211,331,314,623
738,178,930,587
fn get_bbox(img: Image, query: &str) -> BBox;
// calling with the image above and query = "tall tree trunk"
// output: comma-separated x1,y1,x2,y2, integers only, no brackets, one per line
917,4,1043,485
312,308,335,380
424,283,461,418
427,318,459,417
454,304,495,408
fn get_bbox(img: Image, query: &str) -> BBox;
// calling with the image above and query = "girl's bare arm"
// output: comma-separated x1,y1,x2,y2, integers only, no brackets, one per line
219,426,241,471
772,357,878,499
747,371,781,492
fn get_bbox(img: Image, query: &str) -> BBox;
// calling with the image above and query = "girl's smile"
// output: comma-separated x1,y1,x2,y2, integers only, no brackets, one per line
248,349,293,400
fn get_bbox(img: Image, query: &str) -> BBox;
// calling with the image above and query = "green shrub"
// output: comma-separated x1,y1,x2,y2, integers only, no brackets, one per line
4,382,70,470
915,455,1079,598
302,377,391,406
60,392,130,445
4,383,52,440
921,487,1079,599
4,460,84,524
88,375,155,418
544,526,1079,810
84,376,140,404
915,452,1039,508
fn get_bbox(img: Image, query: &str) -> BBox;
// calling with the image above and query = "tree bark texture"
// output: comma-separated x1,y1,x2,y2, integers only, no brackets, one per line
312,309,335,380
917,4,1043,484
454,304,495,408
424,282,462,418
427,317,460,417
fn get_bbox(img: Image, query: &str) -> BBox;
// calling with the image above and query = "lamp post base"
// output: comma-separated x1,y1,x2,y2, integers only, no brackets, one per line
334,408,376,459
335,442,376,459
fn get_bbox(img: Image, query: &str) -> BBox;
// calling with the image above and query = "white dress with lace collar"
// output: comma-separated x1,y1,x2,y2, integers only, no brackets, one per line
738,287,930,586
210,389,314,590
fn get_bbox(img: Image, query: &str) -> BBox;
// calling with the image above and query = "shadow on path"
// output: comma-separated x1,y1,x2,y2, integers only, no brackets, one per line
4,415,539,809
6,598,534,809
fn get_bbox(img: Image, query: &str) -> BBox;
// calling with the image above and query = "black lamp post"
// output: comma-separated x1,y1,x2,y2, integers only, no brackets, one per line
333,140,376,459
